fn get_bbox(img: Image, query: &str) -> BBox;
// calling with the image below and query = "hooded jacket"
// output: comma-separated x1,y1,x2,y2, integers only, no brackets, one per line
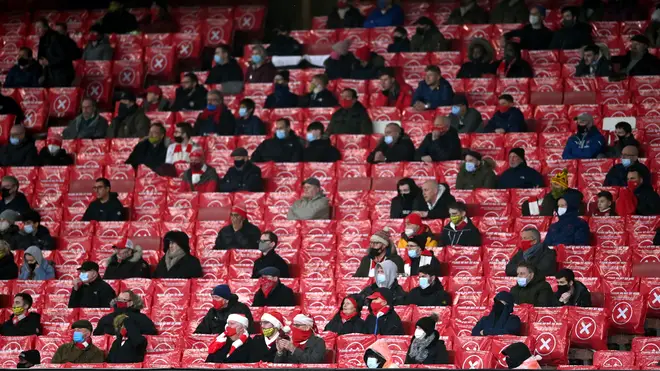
153,231,203,279
68,277,117,308
107,106,150,139
510,273,555,307
472,292,522,336
103,245,151,279
171,85,208,111
544,195,590,246
484,107,526,133
390,179,424,219
364,288,404,335
18,245,55,280
367,133,416,164
411,27,450,52
125,138,167,172
0,138,39,167
405,330,449,365
194,104,236,136
251,132,304,163
440,217,482,246
16,225,55,251
106,316,147,363
0,250,18,280
505,244,557,278
327,101,373,135
355,243,405,277
218,161,264,192
94,304,157,336
411,183,456,220
214,220,261,250
206,334,253,363
63,114,109,139
287,192,331,220
555,280,592,307
252,249,290,278
82,192,126,222
497,163,544,189
415,126,462,162
0,311,41,336
82,37,113,61
456,160,498,190
405,277,451,306
364,339,398,368
194,294,255,334
303,138,341,163
38,147,74,166
181,165,220,193
458,39,496,78
324,295,367,335
632,183,660,216
273,334,326,364
252,280,296,307
522,188,585,216
562,126,606,159
359,261,407,306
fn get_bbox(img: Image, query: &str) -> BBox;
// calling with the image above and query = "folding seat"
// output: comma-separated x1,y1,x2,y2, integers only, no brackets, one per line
606,292,647,335
625,215,659,234
555,244,595,263
142,351,182,368
47,87,81,119
578,172,606,188
503,132,538,149
79,308,113,327
111,60,144,91
20,100,47,133
539,132,572,148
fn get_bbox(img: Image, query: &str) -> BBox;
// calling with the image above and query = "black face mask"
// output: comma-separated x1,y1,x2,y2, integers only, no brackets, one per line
416,27,426,35
1,188,10,198
28,263,37,271
577,125,588,134
174,136,184,143
393,36,404,43
556,284,570,296
492,301,505,317
234,160,246,168
17,58,29,67
369,247,383,258
117,103,136,118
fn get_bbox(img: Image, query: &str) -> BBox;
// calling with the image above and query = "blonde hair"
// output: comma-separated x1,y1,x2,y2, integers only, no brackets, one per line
113,313,129,331
0,241,10,254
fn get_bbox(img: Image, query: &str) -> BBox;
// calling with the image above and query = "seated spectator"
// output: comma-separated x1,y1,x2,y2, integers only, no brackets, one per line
179,149,220,192
412,65,454,110
471,291,521,336
206,44,244,94
125,123,168,171
367,122,415,164
326,0,365,29
18,246,55,280
0,176,30,215
495,42,533,78
52,320,105,364
172,73,208,111
440,202,482,246
364,0,404,28
249,311,286,362
456,150,497,190
206,314,252,363
498,148,544,189
252,231,290,278
405,313,449,365
107,91,150,138
166,122,199,165
523,169,585,216
327,88,373,134
196,285,254,335
0,210,21,249
235,99,266,135
613,34,660,76
364,287,404,335
82,24,113,61
608,121,641,158
449,94,483,133
490,0,529,23
405,265,451,306
504,5,554,50
411,16,449,52
38,135,74,166
402,235,441,277
555,268,592,307
365,340,397,368
252,118,304,162
95,290,156,336
194,90,235,136
107,315,147,363
606,145,650,186
0,293,40,336
218,148,263,192
390,178,424,219
68,261,116,308
485,95,526,133
0,241,17,279
215,206,261,250
103,241,151,279
82,178,126,222
413,180,456,219
458,38,496,78
139,0,177,34
63,98,109,139
287,177,331,220
4,47,42,88
325,40,357,80
274,314,326,363
265,70,299,109
588,191,617,216
447,0,489,24
373,68,413,110
303,122,341,162
397,213,438,250
0,91,24,125
0,125,38,167
267,23,302,56
246,45,278,83
355,229,404,277
502,342,542,370
359,260,407,306
624,167,660,215
97,1,139,34
549,7,593,50
545,196,590,246
154,230,203,278
510,262,554,306
324,295,366,335
388,26,411,53
575,44,611,77
417,115,462,162
505,228,557,277
562,113,606,159
253,267,296,307
16,210,55,251
18,350,40,368
351,46,385,80
143,86,170,112
301,73,338,108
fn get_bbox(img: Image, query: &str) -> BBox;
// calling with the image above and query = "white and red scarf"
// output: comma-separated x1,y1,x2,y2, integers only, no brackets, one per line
264,332,279,349
403,249,433,276
12,313,26,325
208,332,249,357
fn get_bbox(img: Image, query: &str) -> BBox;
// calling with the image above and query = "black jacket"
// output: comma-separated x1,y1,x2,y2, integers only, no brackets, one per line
510,274,555,307
207,336,253,363
0,95,24,125
325,53,357,80
634,184,660,216
235,115,266,135
604,162,651,187
214,221,261,250
328,102,373,135
94,308,157,336
251,133,304,163
0,251,18,280
303,139,341,162
575,57,612,77
38,148,74,166
359,282,407,307
390,193,425,219
612,51,660,76
206,58,244,84
368,135,416,164
38,30,77,87
549,22,594,50
324,313,367,335
125,139,167,171
415,128,462,161
106,317,147,364
555,280,592,307
194,106,236,136
195,294,255,334
153,253,203,279
4,62,42,88
0,193,31,215
99,9,139,34
411,185,456,220
218,162,263,192
252,281,296,307
405,331,449,365
103,250,151,280
68,278,116,308
301,89,338,108
326,6,365,29
171,86,208,111
248,334,280,362
0,312,41,336
497,163,545,189
0,139,39,167
405,278,451,307
471,296,521,336
496,59,534,78
440,218,482,246
505,244,557,278
364,309,404,335
0,225,21,251
522,188,584,216
82,192,126,222
252,249,291,278
16,225,55,251
457,61,496,78
505,25,554,50
267,35,303,56
265,88,300,109
388,38,412,53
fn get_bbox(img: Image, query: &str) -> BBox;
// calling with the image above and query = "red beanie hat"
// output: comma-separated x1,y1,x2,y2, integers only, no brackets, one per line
231,205,248,219
405,213,423,228
355,46,371,62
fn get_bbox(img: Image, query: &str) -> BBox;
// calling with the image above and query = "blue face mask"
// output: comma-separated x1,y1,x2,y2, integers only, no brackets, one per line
73,331,85,343
79,272,89,282
9,137,19,145
517,277,528,287
367,357,380,369
214,55,223,64
622,158,632,167
376,273,387,285
207,104,217,111
407,249,418,259
275,130,286,139
465,162,476,172
383,135,394,145
251,54,263,64
419,277,430,289
306,132,316,142
451,105,461,115
238,107,248,117
23,224,34,234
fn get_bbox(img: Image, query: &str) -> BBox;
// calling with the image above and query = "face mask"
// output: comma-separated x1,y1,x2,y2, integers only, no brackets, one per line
251,55,263,64
214,55,223,64
450,215,463,225
622,158,632,167
404,228,415,237
262,327,277,337
577,125,587,134
115,301,129,309
393,36,404,43
407,249,418,259
628,180,639,190
73,331,85,343
88,33,99,42
23,224,34,234
148,137,160,144
556,284,570,295
369,247,383,258
274,84,290,93
9,137,19,145
233,159,245,168
174,136,183,144
367,357,380,369
376,273,387,285
17,58,29,67
190,163,203,172
275,130,286,139
557,207,567,216
120,327,127,337
370,300,385,313
562,19,574,28
529,15,540,24
419,277,430,289
206,104,217,111
414,328,426,339
306,133,316,142
79,272,89,282
498,104,509,113
520,239,534,251
12,306,25,316
212,299,226,310
17,363,29,369
465,162,476,172
291,326,312,343
258,242,271,253
27,263,36,270
383,135,394,145
224,325,238,337
1,188,10,198
451,105,461,115
340,98,353,109
517,277,528,287
239,107,248,117
0,221,9,232
48,145,60,154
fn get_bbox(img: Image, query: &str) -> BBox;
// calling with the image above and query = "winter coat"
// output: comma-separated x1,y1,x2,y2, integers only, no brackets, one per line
207,336,253,363
405,331,449,365
0,193,30,216
248,334,280,362
303,139,341,162
364,309,404,335
172,86,208,112
206,58,244,85
0,225,21,251
326,6,365,29
450,108,483,133
456,161,498,190
267,35,303,56
390,193,425,219
510,274,555,307
0,312,41,336
411,183,456,220
471,294,521,336
235,115,266,135
522,188,585,216
125,139,167,171
367,135,416,163
194,106,236,136
608,135,641,158
0,251,18,280
606,163,651,187
251,133,304,163
214,221,261,250
440,218,482,246
549,22,594,50
555,280,592,307
325,53,358,80
273,335,326,364
153,253,202,279
544,208,590,247
16,225,55,251
633,184,660,216
194,294,255,334
252,249,291,278
0,95,25,125
0,139,39,167
575,57,611,77
82,192,126,222
497,163,544,189
446,5,490,24
94,307,157,336
52,342,106,364
612,51,660,76
411,28,450,52
252,281,296,307
359,281,407,307
103,246,151,279
325,313,366,335
327,102,373,134
405,278,451,306
68,278,116,308
354,254,405,277
38,148,74,166
484,107,526,133
4,62,42,88
38,30,77,87
265,88,300,109
82,37,113,61
98,9,139,34
371,81,413,110
388,38,411,53
245,62,278,83
145,98,171,112
457,60,496,78
180,165,220,193
18,245,55,280
411,79,454,109
505,244,557,278
106,317,147,363
490,0,529,23
504,25,554,50
287,193,331,220
415,128,462,161
300,89,338,108
63,114,109,139
364,4,404,28
351,60,384,81
107,108,151,139
218,162,263,192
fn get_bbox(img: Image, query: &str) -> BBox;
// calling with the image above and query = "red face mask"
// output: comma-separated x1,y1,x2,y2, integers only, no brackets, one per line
497,104,509,113
340,98,354,109
190,163,203,172
291,326,312,344
88,33,99,42
120,328,127,337
115,301,128,309
520,239,534,251
370,300,385,314
212,299,225,310
628,180,639,190
225,326,238,337
337,0,348,8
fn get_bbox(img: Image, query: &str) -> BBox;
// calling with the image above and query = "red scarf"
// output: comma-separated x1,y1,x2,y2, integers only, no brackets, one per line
291,327,312,349
74,338,91,350
146,102,160,112
12,313,26,325
259,277,277,298
340,311,358,322
208,332,249,357
497,59,514,77
454,219,468,230
199,106,223,122
173,143,193,155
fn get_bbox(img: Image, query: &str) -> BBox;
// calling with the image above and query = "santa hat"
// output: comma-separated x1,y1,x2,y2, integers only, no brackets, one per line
46,135,63,146
355,46,371,62
290,313,317,333
189,148,204,160
227,314,249,328
261,311,285,329
231,205,248,220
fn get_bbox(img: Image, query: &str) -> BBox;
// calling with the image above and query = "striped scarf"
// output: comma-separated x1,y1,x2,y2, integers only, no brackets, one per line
208,332,249,358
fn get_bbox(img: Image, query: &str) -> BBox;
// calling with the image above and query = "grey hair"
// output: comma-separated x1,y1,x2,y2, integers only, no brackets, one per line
522,227,541,243
110,290,145,310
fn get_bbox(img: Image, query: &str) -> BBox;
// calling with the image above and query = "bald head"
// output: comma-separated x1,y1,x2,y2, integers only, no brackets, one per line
384,123,402,143
421,180,439,202
621,145,639,158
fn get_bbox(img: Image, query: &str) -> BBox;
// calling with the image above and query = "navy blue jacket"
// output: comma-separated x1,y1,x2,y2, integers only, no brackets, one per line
411,79,454,109
484,107,525,133
544,196,590,247
364,4,404,28
471,293,521,336
235,115,266,135
562,127,606,159
497,163,544,189
4,63,42,88
264,87,299,109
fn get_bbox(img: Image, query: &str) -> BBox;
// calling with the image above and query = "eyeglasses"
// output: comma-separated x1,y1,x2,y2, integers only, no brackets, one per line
258,240,271,244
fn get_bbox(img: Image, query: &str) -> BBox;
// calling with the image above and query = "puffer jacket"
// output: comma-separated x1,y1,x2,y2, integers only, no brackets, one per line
286,193,330,220
455,160,498,190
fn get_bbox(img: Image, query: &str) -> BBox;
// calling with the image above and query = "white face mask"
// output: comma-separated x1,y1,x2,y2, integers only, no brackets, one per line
366,357,380,369
557,207,567,216
48,145,60,154
0,221,9,232
529,15,539,25
404,228,415,237
653,9,660,22
414,328,426,339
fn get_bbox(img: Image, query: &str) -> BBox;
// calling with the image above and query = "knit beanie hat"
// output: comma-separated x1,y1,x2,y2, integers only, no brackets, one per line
212,285,232,300
415,313,439,335
370,228,391,246
508,148,525,162
551,169,569,189
0,210,19,224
